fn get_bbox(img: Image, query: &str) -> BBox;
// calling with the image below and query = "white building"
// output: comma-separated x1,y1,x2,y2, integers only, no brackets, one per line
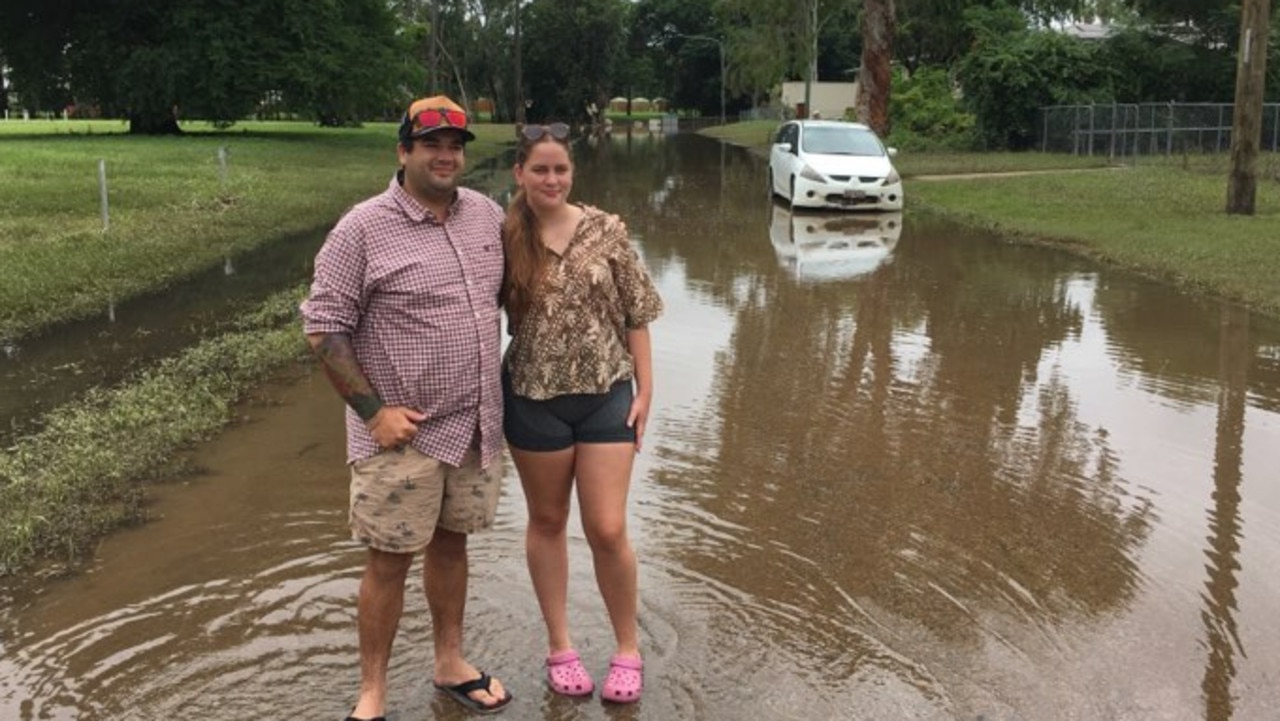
779,81,860,121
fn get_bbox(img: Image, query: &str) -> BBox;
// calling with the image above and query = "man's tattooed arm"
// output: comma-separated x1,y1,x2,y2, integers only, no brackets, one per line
307,333,383,422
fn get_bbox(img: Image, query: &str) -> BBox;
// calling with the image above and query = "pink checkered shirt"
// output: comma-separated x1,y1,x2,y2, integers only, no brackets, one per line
301,176,505,467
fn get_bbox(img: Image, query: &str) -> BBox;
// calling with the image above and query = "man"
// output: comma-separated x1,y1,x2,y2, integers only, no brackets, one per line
300,95,511,719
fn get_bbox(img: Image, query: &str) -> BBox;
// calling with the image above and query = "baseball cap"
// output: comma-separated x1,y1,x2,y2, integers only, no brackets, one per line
399,95,476,143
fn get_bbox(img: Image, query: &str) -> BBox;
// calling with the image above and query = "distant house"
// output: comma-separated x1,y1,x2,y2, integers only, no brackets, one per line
1059,21,1114,41
779,81,860,121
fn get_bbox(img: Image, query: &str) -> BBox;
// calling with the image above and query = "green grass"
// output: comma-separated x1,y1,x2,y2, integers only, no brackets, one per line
909,166,1280,314
702,123,1280,317
701,120,780,151
0,120,514,341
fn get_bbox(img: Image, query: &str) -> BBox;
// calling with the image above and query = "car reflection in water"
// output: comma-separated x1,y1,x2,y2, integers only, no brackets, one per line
769,201,903,282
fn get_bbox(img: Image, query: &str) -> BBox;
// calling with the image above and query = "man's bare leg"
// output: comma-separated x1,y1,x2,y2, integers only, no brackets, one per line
350,548,414,720
426,528,508,708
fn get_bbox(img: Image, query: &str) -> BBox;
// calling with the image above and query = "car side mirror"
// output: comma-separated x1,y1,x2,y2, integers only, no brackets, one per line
773,141,794,154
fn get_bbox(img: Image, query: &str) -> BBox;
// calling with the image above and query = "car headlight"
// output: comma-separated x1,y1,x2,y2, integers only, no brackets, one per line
883,168,901,185
799,164,826,183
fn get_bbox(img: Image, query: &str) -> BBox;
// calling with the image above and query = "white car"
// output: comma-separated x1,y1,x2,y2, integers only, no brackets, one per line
769,201,902,282
769,120,904,211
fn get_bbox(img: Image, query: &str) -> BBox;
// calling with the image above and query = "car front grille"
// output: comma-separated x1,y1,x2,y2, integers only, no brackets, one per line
824,193,879,206
827,175,885,184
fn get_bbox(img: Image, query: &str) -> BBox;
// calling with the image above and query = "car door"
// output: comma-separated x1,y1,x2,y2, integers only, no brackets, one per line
770,123,799,198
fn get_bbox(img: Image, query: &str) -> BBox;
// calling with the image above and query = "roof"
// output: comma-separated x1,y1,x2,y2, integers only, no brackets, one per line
1059,22,1113,41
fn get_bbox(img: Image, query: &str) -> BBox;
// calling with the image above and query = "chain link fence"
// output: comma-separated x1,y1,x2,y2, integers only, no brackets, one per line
1038,103,1280,157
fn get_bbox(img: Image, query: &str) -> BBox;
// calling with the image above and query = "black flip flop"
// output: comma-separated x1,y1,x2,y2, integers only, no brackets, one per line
433,672,513,715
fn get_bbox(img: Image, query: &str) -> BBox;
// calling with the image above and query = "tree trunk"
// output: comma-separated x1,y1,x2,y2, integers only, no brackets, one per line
128,110,182,135
856,0,895,136
1226,0,1270,215
0,66,9,119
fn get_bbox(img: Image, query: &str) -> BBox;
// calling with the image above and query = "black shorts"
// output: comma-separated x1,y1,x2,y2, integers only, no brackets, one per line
502,371,636,452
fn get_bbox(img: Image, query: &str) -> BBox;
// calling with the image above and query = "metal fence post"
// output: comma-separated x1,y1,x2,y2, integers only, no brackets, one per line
1217,104,1225,153
1264,103,1274,152
1166,102,1174,155
98,159,109,233
1073,105,1080,155
1088,103,1096,156
1109,102,1117,160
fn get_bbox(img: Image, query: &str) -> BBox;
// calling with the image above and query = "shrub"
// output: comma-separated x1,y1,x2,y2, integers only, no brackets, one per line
887,65,977,151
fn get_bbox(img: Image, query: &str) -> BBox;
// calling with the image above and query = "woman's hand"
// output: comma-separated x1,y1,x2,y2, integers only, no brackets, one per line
627,391,651,452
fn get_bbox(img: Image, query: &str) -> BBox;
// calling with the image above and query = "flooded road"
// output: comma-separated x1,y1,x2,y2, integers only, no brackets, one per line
3,133,1280,720
0,227,324,443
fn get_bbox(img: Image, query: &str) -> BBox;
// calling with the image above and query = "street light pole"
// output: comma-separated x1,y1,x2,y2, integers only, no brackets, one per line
675,33,726,125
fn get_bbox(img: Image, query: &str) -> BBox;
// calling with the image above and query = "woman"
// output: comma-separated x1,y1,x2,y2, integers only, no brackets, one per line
501,122,663,703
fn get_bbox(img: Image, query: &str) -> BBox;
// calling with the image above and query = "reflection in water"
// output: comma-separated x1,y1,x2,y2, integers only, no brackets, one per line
768,203,901,282
1202,305,1250,721
3,134,1280,720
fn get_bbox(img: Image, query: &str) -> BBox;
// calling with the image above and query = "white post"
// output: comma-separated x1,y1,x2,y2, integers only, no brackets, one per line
98,159,109,233
217,146,229,186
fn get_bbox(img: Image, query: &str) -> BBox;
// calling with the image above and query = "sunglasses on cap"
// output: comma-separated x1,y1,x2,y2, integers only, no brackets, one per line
411,107,469,134
521,123,571,141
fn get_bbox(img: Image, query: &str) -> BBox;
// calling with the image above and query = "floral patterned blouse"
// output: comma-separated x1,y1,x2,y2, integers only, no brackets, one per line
504,205,663,400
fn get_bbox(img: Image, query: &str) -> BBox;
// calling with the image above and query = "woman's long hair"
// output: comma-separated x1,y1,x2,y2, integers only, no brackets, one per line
501,131,573,329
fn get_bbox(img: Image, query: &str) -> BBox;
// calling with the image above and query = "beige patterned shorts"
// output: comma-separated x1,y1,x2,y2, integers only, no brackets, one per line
349,447,501,553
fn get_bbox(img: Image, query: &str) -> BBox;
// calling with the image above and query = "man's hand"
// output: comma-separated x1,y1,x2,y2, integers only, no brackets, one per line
366,406,428,450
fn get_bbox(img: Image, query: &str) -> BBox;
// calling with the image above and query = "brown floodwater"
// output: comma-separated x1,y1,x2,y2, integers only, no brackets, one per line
3,132,1280,721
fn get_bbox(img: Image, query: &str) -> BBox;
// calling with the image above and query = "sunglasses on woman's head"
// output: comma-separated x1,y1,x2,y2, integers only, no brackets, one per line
521,123,571,141
412,107,468,133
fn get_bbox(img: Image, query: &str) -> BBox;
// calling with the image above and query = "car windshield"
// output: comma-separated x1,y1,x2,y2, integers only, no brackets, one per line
801,126,884,156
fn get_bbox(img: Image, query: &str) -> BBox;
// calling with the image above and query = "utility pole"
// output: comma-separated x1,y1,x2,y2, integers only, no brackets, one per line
803,0,817,119
675,33,726,125
514,0,524,125
428,0,440,94
1226,0,1270,215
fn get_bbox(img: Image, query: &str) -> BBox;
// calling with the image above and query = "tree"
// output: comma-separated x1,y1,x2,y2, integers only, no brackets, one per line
0,0,76,116
267,0,418,126
2,0,417,133
716,0,860,111
955,3,1113,148
521,0,629,122
856,0,896,134
633,0,724,112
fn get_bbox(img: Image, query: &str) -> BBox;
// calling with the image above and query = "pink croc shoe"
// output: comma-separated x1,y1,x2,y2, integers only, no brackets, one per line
546,649,594,696
601,654,643,703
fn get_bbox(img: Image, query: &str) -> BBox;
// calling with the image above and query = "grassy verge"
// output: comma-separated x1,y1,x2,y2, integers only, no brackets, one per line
702,123,1280,317
909,166,1280,315
0,120,513,341
0,286,310,576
